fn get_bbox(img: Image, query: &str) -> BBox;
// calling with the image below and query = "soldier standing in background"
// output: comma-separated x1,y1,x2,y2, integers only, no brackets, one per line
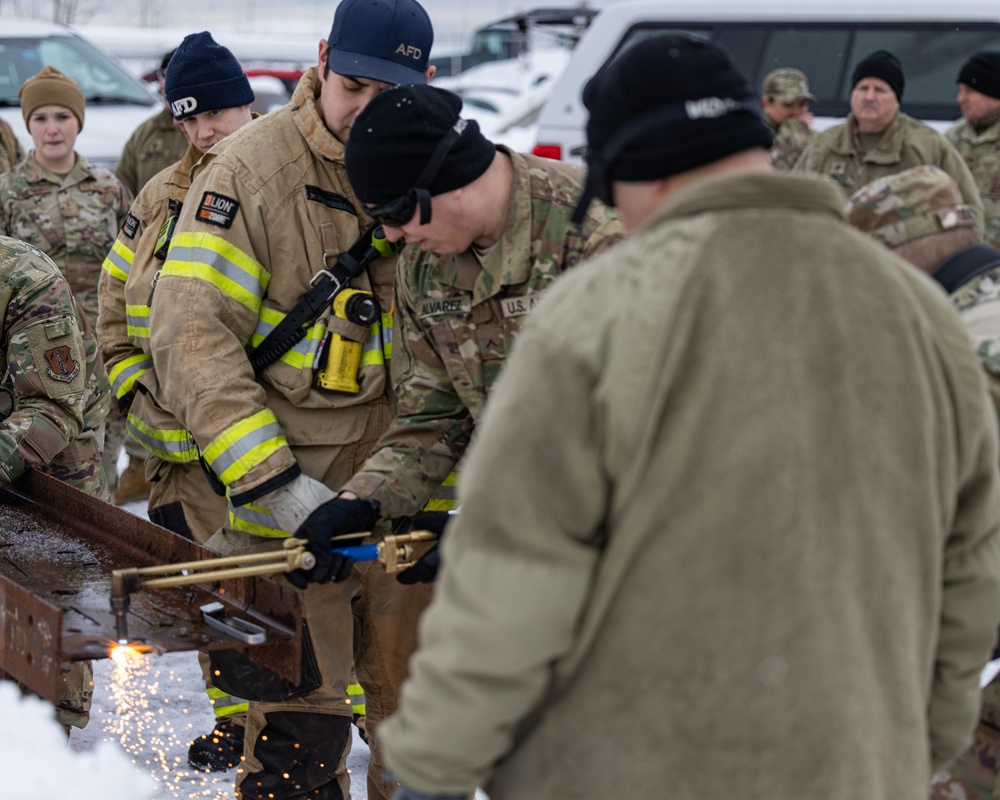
111,47,188,506
760,67,815,170
0,234,111,732
948,52,1000,250
843,165,1000,800
115,48,188,197
0,117,25,173
795,49,984,232
0,66,131,495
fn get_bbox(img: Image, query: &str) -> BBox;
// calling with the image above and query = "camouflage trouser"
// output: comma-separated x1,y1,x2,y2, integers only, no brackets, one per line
42,427,111,502
55,659,93,729
931,676,1000,799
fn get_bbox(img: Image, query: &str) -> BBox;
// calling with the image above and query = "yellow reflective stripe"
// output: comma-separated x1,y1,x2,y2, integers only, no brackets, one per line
250,306,327,370
360,323,385,367
203,409,287,487
423,472,458,512
229,501,289,538
108,353,152,400
126,414,200,463
102,238,134,281
163,231,269,314
381,312,393,360
125,303,151,340
347,682,366,715
206,686,249,718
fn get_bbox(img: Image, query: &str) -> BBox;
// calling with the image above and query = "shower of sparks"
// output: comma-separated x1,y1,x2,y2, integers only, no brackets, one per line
94,648,238,799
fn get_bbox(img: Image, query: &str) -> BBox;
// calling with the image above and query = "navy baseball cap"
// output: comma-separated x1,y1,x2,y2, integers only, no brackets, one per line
326,0,433,85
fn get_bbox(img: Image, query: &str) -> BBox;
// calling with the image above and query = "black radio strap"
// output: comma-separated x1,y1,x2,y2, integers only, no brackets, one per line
249,223,382,376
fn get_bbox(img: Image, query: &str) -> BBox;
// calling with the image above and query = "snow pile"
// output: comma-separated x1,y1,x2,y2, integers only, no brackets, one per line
0,681,156,800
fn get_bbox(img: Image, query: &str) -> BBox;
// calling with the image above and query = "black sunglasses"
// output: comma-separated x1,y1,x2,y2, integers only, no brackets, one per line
366,119,466,227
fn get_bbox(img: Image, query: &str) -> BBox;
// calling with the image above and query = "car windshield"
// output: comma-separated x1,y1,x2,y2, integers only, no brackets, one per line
0,34,154,107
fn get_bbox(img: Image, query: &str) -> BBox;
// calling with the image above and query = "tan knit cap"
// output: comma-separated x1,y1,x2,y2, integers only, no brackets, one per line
19,66,85,131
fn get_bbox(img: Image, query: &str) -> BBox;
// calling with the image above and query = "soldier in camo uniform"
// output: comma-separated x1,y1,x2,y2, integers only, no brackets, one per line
948,52,1000,251
0,234,111,731
796,49,984,236
335,83,623,576
845,165,1000,800
761,67,815,171
0,66,131,494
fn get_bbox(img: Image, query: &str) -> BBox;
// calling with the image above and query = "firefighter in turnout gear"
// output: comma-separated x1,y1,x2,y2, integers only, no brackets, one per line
147,2,436,798
98,31,258,773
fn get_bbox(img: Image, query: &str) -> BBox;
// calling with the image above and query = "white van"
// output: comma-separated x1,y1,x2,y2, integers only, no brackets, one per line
532,0,1000,164
0,19,158,171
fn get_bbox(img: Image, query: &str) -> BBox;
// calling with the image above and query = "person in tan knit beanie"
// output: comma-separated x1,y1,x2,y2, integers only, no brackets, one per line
18,65,85,133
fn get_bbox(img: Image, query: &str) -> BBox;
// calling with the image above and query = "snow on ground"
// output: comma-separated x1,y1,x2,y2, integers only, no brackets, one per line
68,649,372,800
55,455,375,799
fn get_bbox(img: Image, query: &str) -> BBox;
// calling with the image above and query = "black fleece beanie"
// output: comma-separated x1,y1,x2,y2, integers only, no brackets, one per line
345,84,496,205
851,50,905,101
572,34,773,223
959,52,1000,100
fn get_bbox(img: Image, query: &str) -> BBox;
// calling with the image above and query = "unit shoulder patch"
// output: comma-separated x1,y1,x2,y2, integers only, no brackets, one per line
45,346,80,382
122,212,139,239
196,191,239,229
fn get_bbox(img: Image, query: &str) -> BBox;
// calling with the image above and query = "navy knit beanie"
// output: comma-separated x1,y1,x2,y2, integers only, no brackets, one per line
851,50,905,101
165,32,254,120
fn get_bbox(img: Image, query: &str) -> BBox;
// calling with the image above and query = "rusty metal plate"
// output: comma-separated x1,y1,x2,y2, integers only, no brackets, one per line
0,470,303,702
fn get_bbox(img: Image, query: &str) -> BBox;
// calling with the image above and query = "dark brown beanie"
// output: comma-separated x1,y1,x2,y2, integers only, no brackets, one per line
19,66,85,131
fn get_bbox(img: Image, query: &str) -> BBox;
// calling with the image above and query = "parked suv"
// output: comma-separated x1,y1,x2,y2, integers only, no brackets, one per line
0,19,157,171
532,0,1000,164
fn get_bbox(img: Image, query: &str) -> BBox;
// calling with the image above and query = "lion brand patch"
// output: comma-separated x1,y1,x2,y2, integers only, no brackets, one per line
45,346,80,382
122,212,139,239
196,191,239,229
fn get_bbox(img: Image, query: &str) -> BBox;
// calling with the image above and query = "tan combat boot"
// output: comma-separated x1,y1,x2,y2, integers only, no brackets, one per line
114,458,152,505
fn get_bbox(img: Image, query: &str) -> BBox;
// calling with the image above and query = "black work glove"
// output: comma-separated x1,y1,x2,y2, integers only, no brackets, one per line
286,496,381,588
396,511,452,585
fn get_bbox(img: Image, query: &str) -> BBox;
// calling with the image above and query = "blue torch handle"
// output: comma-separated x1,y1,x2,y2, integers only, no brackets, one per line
332,544,379,562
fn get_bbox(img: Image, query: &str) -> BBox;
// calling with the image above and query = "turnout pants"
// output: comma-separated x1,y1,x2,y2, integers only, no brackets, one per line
206,399,434,800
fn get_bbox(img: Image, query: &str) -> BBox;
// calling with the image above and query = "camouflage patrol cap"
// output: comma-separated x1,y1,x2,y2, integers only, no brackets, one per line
844,166,977,248
762,68,816,103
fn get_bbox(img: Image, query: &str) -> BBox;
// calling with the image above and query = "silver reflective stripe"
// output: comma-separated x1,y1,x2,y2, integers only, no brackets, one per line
126,418,199,462
210,418,284,478
105,245,132,278
229,501,287,538
431,483,457,501
126,306,151,338
168,242,266,301
110,356,152,397
251,316,325,369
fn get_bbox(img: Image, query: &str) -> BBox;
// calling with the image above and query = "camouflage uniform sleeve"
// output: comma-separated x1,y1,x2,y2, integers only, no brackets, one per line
0,249,88,487
341,251,475,518
940,138,986,237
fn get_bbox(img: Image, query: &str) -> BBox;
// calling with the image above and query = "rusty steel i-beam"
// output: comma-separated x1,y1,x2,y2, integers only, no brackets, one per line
0,470,303,704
